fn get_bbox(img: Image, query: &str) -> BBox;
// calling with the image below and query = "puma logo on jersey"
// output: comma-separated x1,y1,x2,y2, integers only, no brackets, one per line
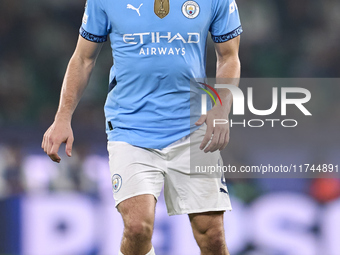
127,3,143,16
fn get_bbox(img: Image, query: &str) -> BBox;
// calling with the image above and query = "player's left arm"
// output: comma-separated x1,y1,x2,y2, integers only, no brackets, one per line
196,35,241,152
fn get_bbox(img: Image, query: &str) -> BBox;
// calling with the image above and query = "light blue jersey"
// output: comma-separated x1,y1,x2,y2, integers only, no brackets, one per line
80,0,242,149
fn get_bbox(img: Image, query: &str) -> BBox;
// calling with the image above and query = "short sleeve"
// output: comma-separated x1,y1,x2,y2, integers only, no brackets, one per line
209,0,243,43
79,0,110,43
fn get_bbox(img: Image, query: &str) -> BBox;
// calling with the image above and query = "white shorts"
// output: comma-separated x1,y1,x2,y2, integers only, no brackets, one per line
107,124,232,216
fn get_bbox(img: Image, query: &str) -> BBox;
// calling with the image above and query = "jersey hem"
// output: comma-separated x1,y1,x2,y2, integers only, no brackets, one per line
106,125,200,149
211,25,243,43
79,26,107,43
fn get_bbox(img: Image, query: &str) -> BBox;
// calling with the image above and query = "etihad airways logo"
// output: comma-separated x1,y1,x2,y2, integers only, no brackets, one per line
123,32,200,56
123,32,200,45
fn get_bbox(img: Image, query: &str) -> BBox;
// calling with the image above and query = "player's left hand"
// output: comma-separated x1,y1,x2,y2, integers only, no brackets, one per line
195,104,230,153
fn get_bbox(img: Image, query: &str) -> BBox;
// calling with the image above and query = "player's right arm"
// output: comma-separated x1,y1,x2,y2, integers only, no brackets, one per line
42,36,103,163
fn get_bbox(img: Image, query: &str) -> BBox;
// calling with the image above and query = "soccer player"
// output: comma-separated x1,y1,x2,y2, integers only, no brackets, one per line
42,0,242,254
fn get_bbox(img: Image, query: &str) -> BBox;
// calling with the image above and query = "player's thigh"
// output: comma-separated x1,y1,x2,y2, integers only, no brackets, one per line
118,194,157,231
107,141,164,207
164,125,232,215
189,211,225,233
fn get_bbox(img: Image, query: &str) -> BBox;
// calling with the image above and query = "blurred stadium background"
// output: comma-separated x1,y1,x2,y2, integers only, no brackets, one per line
1,0,340,254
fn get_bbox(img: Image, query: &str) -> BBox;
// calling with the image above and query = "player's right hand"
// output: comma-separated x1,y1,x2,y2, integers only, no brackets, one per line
42,119,74,163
